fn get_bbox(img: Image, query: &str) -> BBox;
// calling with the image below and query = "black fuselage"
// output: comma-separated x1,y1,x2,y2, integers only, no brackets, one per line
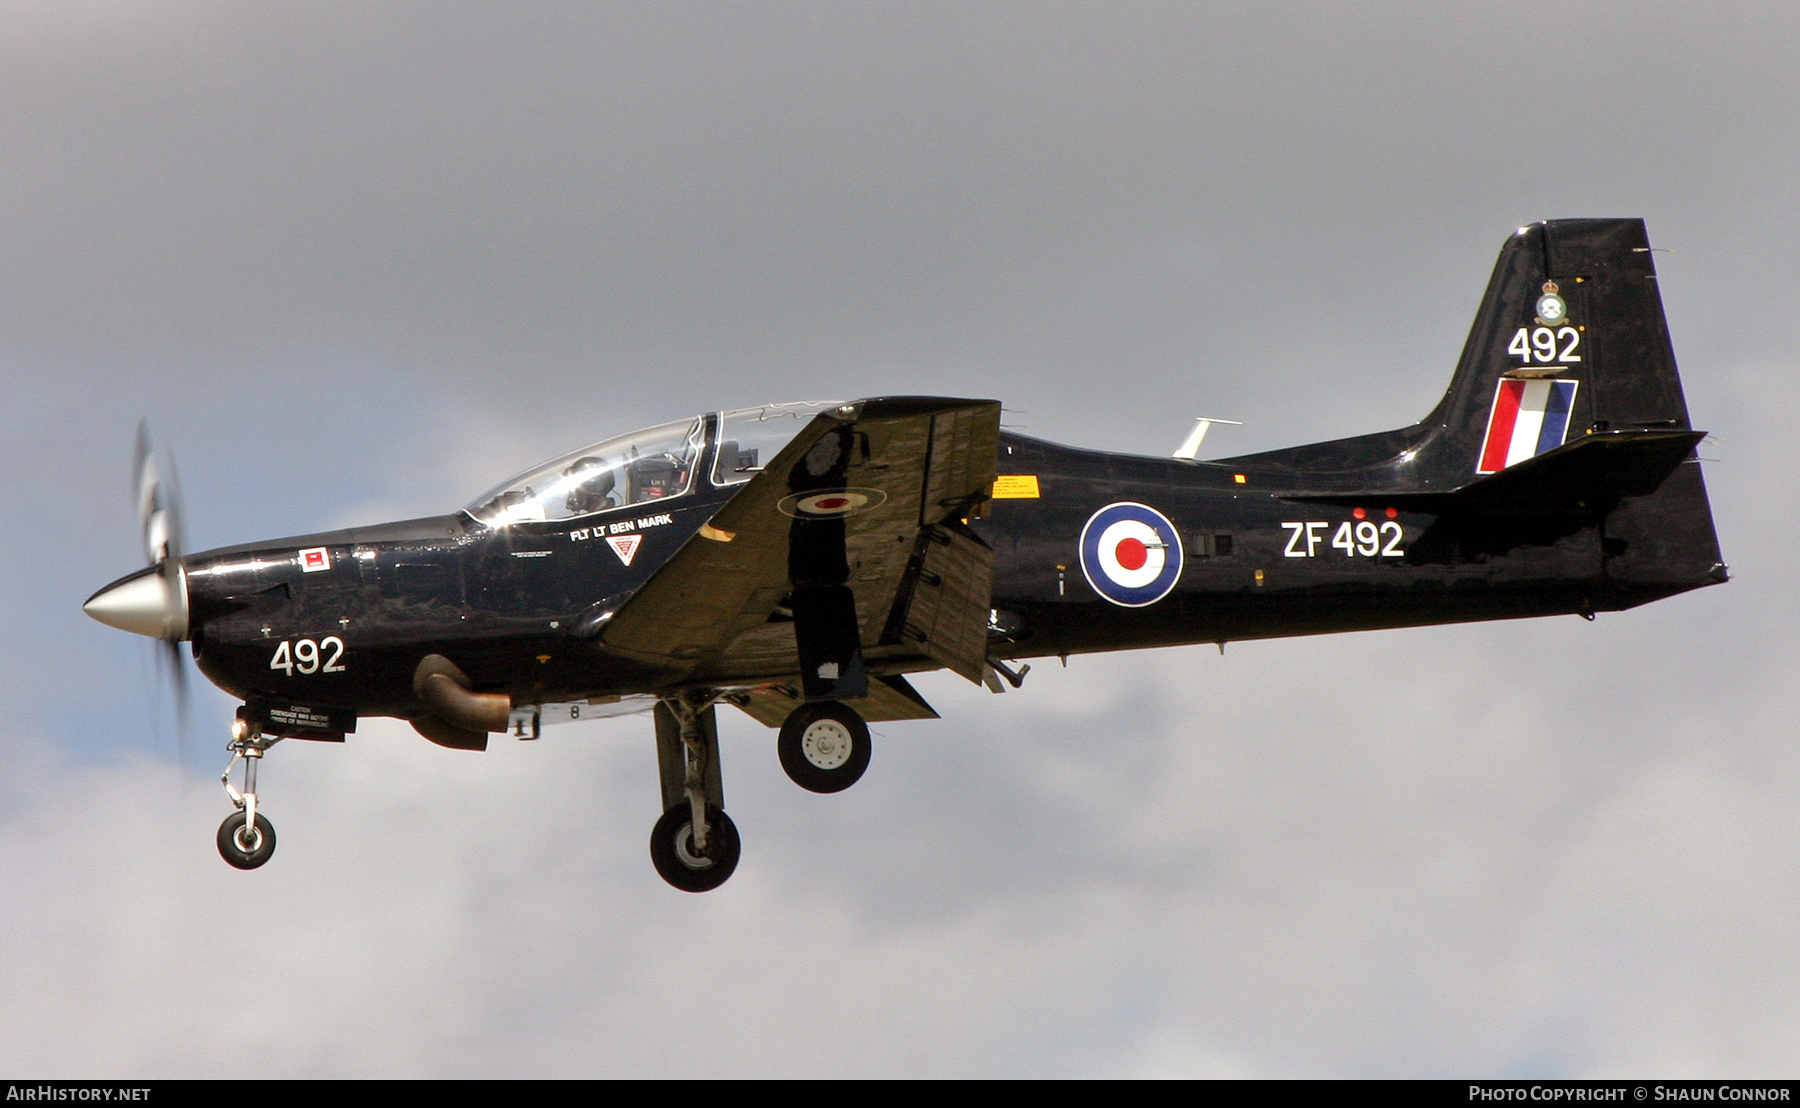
177,424,1721,721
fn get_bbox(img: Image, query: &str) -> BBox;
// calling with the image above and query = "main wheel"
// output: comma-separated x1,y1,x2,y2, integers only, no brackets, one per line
649,805,741,893
217,811,277,870
777,702,872,794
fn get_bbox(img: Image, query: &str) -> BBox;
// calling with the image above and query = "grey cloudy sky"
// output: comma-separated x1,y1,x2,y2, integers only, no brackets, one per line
3,1,1797,1077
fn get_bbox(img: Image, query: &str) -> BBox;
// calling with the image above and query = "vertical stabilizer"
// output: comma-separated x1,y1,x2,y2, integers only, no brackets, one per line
1416,218,1696,485
1222,218,1724,603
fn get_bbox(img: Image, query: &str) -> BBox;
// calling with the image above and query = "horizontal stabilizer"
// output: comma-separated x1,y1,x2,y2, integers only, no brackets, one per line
1286,429,1705,516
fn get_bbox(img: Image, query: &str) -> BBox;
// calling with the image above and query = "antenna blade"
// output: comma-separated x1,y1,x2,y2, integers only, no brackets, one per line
1173,417,1240,460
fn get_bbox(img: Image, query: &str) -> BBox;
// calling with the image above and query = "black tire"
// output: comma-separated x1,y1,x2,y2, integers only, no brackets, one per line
649,804,741,893
777,701,872,794
217,811,277,870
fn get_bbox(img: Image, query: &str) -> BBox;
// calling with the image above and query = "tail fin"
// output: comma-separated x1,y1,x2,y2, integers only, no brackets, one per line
1421,218,1695,483
1230,219,1697,482
1234,218,1726,603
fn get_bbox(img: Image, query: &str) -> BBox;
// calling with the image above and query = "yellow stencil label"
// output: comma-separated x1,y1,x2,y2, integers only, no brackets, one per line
992,474,1041,499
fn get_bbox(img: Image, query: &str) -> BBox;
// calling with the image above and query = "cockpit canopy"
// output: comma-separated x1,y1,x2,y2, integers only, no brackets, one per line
466,401,844,527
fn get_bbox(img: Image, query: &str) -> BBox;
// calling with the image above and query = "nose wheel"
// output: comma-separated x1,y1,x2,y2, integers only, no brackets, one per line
778,701,871,793
218,714,280,870
217,810,277,869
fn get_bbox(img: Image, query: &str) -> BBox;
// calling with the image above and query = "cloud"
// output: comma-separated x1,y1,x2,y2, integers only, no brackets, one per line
5,620,1797,1076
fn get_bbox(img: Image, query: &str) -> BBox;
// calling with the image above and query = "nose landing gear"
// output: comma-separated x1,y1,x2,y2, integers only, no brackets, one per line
218,716,281,870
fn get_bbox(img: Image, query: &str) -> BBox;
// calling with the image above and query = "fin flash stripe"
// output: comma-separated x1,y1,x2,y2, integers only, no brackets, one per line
1478,378,1577,473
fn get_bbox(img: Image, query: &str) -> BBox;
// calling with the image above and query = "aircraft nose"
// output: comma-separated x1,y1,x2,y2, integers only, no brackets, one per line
84,564,190,640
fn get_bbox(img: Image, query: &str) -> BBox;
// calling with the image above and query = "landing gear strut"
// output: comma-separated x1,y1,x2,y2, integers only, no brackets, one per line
650,694,741,892
218,715,280,870
778,701,871,793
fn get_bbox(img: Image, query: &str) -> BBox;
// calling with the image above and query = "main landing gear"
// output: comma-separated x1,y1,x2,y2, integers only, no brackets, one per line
777,701,871,793
645,695,873,891
650,695,741,892
218,715,280,870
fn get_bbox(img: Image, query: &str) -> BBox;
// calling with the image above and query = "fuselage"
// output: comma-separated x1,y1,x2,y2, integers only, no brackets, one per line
154,421,1721,721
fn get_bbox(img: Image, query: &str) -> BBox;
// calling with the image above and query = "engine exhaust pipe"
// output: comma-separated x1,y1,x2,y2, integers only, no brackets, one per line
411,654,511,751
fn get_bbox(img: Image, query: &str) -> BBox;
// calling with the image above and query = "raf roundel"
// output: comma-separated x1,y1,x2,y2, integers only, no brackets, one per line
776,487,889,519
1079,502,1184,607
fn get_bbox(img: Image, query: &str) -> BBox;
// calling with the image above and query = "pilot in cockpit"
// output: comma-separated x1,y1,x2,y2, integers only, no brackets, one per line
563,456,618,514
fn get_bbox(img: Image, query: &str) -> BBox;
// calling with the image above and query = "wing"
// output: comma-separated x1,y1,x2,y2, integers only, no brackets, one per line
598,396,1001,692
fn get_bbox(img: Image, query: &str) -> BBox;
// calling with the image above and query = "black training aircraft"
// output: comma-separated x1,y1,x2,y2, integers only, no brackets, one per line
86,218,1726,891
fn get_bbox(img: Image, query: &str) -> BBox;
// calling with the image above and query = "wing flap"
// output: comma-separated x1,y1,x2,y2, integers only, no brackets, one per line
922,403,1003,524
878,522,994,684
